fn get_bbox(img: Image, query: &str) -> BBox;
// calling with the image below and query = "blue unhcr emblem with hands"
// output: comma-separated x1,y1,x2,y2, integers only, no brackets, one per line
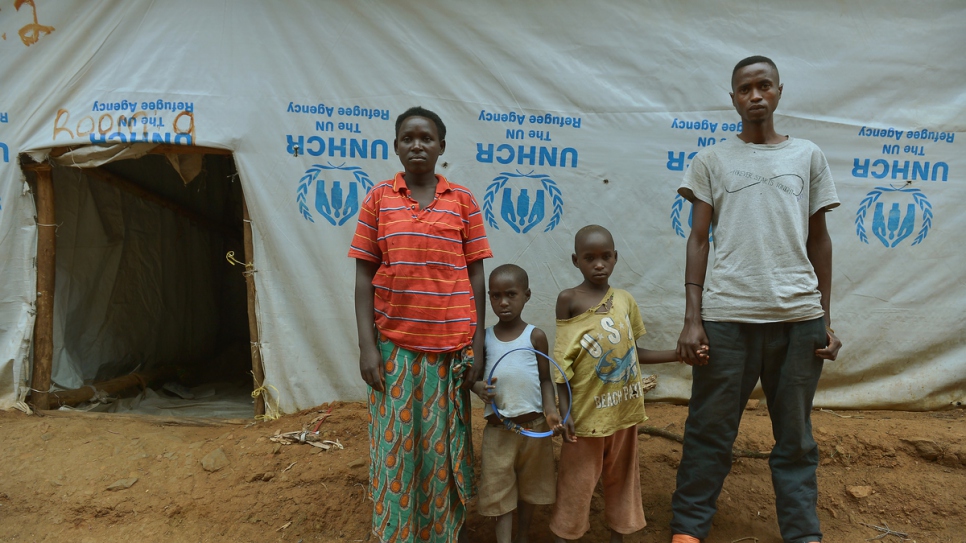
482,170,563,233
670,194,713,241
296,162,374,226
855,186,933,247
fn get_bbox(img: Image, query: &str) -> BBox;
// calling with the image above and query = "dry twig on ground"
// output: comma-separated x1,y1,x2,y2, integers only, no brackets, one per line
638,426,771,459
819,408,865,419
858,521,911,541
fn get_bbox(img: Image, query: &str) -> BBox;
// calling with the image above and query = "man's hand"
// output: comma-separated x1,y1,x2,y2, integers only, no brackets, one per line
816,329,842,361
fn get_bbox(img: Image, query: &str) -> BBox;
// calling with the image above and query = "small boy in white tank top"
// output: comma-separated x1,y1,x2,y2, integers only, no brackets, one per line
472,264,564,543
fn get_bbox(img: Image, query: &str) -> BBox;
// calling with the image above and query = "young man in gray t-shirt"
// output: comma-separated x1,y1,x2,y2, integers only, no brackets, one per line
671,56,843,543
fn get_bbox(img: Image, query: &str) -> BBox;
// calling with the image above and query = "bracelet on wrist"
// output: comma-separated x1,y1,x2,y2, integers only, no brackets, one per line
685,282,704,290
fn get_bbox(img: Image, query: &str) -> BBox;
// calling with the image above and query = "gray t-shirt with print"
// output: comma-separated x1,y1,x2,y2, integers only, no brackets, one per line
678,137,839,323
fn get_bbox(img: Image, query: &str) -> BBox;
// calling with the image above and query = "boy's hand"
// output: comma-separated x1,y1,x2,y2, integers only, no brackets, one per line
477,378,497,404
695,344,710,363
545,409,563,434
559,418,577,443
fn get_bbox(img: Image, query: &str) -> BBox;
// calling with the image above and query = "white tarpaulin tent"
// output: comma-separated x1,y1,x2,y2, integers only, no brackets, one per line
1,0,963,414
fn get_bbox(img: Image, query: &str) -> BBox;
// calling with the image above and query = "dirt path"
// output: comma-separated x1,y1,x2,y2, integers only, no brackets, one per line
1,403,964,542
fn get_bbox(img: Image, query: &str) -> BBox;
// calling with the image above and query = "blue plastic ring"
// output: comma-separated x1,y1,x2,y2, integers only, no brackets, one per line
486,346,572,438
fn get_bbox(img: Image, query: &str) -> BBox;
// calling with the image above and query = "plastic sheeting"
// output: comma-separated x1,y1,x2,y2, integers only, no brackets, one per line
0,1,963,412
65,383,255,420
46,163,235,390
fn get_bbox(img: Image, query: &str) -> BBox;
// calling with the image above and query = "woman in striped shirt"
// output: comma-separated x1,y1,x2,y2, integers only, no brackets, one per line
350,106,492,543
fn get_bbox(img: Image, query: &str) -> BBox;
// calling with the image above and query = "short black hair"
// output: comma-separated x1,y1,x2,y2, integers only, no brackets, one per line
732,55,779,88
489,263,529,290
574,224,615,253
395,106,447,140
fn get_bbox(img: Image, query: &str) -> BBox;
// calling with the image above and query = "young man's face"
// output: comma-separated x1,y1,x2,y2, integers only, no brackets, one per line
488,274,530,323
730,62,782,124
572,232,617,286
394,116,445,175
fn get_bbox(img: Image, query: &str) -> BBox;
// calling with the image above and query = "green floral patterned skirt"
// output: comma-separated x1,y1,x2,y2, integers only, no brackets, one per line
367,337,476,543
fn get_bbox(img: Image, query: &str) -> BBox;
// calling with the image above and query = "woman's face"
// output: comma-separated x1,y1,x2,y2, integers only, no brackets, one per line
394,116,445,175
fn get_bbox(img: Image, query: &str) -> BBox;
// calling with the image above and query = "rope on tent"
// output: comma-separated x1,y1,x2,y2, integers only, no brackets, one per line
225,250,251,268
36,222,62,232
251,370,280,422
226,250,257,277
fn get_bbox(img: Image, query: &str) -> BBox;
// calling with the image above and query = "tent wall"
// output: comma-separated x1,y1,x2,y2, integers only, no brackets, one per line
0,1,963,412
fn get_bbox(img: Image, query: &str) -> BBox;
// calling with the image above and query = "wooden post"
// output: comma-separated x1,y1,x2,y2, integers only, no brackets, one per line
48,367,174,408
30,164,55,410
242,194,265,417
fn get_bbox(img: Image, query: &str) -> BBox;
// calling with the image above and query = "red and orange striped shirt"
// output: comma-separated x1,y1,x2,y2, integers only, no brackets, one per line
348,173,492,352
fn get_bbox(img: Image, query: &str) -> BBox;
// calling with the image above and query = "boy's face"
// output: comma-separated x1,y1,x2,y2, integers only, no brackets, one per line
572,232,617,286
488,274,530,323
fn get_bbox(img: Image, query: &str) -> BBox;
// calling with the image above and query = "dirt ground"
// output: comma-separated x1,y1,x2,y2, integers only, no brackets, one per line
1,402,964,543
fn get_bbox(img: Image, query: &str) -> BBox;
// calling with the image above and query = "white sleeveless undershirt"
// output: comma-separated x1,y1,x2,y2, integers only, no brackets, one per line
482,324,543,418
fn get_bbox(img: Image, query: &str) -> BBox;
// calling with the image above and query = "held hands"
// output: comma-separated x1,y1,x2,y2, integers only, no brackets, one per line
545,408,565,436
693,344,710,364
674,345,709,365
676,321,711,366
559,417,577,443
816,328,842,361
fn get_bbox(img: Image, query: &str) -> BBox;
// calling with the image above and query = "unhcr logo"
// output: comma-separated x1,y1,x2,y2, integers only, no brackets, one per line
482,170,564,234
670,194,713,242
855,186,933,247
296,163,374,226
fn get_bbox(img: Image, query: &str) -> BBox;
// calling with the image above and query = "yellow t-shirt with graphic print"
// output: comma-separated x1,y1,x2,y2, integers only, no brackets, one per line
553,288,648,437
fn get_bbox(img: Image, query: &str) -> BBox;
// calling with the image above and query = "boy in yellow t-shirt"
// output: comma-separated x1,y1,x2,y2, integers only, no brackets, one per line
550,225,703,543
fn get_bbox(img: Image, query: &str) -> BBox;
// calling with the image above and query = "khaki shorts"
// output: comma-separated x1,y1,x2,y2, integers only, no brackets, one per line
477,417,556,516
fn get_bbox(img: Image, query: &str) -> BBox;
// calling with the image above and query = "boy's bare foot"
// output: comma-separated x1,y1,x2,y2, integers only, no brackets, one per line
671,534,702,543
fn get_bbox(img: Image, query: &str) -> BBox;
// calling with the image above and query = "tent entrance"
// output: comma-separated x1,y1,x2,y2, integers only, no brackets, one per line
22,147,263,418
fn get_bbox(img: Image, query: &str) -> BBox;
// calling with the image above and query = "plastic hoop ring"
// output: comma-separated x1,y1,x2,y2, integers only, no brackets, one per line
486,346,572,438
